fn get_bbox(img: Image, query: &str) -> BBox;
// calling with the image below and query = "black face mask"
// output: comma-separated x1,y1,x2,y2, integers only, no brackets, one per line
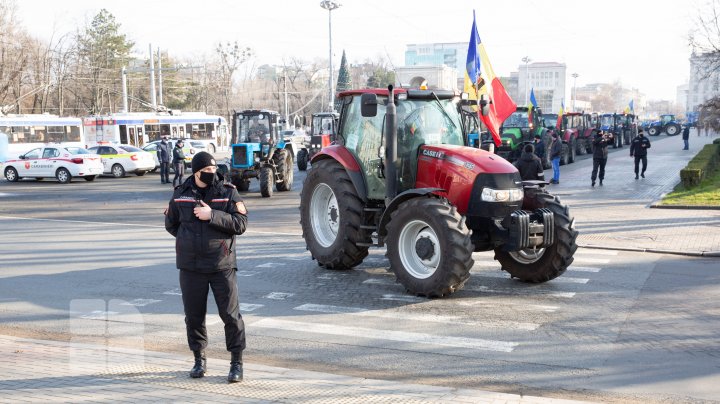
198,171,216,185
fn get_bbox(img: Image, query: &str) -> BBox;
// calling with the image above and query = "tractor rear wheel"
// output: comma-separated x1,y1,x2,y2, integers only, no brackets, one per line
300,159,370,270
560,143,569,165
568,139,576,163
259,166,273,197
275,149,293,192
386,197,473,297
297,149,308,171
235,179,250,191
494,191,578,283
665,123,680,136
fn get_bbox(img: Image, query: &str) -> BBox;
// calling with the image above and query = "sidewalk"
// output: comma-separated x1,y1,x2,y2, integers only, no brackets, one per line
549,134,720,256
0,335,591,403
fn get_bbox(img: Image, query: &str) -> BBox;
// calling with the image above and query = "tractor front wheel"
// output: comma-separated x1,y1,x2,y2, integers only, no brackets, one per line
665,124,680,136
648,127,659,136
275,149,293,192
494,191,578,283
386,197,473,297
300,159,370,269
259,166,273,197
297,149,308,171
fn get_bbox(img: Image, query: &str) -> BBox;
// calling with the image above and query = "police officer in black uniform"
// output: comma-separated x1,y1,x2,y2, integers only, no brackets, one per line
629,127,651,179
591,130,611,187
165,151,248,383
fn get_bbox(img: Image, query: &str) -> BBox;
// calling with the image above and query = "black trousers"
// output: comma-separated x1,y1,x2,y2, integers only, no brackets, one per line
160,162,170,182
172,162,184,187
179,269,246,353
591,158,607,182
634,155,647,175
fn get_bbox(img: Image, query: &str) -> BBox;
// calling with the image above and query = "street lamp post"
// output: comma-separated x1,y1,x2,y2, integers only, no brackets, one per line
571,72,579,112
522,56,531,105
320,1,341,112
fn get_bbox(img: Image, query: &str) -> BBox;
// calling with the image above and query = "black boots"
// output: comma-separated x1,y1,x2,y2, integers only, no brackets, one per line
228,351,243,383
189,350,206,378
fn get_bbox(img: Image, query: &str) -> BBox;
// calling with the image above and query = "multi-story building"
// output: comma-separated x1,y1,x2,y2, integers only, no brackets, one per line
687,52,720,112
516,62,566,114
405,43,467,78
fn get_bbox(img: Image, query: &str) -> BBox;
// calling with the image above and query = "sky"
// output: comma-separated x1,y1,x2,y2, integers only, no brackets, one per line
15,0,704,102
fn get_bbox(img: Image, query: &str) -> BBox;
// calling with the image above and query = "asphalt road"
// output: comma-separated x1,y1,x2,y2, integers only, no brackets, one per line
0,140,718,403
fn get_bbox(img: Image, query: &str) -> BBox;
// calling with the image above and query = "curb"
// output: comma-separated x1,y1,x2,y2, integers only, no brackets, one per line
578,244,720,257
649,203,720,210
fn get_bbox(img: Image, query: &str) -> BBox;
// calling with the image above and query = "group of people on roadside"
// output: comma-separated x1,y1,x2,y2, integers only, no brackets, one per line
514,128,652,186
156,135,188,187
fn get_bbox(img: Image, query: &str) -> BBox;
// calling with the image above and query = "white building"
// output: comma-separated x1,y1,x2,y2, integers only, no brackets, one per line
516,62,567,114
687,53,720,112
395,65,458,90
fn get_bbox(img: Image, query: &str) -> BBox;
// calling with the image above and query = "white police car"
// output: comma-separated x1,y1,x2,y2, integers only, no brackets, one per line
3,146,103,183
86,144,155,177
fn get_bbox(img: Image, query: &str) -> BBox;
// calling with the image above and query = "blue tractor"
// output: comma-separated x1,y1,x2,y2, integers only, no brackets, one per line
223,109,300,197
647,114,681,136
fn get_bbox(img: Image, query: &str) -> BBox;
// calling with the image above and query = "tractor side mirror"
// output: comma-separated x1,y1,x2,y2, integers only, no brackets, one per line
361,93,378,117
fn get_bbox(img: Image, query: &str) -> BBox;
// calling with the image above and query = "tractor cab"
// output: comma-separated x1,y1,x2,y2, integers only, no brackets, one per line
308,112,339,158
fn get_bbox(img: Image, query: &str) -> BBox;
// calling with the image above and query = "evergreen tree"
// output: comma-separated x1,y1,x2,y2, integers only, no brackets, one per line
366,67,395,88
334,50,351,111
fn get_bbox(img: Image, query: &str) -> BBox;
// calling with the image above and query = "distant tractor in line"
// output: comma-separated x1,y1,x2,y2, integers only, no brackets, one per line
648,114,681,136
297,112,339,171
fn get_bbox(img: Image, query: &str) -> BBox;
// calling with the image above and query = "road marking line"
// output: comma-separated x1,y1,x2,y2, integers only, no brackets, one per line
0,215,301,236
120,299,162,307
474,272,589,284
380,294,425,303
163,288,182,296
263,292,294,300
256,263,286,268
237,270,258,276
569,266,602,273
362,278,396,286
294,304,539,330
572,257,610,264
240,303,264,312
464,286,576,298
575,249,618,256
252,318,518,352
456,301,559,312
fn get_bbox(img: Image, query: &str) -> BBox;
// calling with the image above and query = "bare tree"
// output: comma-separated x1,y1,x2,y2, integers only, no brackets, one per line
689,0,720,78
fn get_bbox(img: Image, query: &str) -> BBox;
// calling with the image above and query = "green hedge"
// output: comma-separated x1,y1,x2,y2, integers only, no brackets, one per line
680,143,720,187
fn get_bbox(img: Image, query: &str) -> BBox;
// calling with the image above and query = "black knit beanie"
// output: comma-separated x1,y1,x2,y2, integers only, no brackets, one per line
191,151,216,173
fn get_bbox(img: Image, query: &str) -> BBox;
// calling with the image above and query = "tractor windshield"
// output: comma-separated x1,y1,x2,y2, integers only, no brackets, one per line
235,114,271,143
504,111,530,128
660,115,674,124
600,115,614,128
396,98,464,147
542,114,558,129
312,115,336,136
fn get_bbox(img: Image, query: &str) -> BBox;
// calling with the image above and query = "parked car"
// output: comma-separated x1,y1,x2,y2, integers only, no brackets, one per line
3,146,103,183
86,144,155,177
143,139,203,172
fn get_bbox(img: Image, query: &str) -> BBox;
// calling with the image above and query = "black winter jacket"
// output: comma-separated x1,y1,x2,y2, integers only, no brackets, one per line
157,140,171,163
550,138,563,159
514,151,545,181
165,173,247,272
592,135,609,159
172,145,185,164
630,135,651,157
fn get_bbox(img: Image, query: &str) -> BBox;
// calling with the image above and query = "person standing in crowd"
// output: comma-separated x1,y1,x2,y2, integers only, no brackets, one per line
158,136,171,184
630,127,651,179
591,130,611,187
533,134,545,163
165,151,248,383
514,143,545,181
682,125,690,150
172,139,186,187
549,132,562,184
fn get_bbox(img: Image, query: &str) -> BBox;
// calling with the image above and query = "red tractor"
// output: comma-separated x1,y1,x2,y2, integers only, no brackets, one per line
298,112,339,171
558,112,596,162
299,86,578,297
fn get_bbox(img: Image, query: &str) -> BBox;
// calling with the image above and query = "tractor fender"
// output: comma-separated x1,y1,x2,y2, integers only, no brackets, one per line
378,188,445,238
284,142,306,158
312,146,368,201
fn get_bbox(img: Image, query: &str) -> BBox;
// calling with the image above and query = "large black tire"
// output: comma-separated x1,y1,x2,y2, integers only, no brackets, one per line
135,171,147,176
567,139,576,163
275,149,293,192
494,190,578,283
665,123,680,136
56,167,71,184
299,159,370,270
236,179,250,191
259,166,273,197
4,166,19,182
648,126,660,136
575,138,586,156
386,197,473,297
297,149,309,171
560,143,569,165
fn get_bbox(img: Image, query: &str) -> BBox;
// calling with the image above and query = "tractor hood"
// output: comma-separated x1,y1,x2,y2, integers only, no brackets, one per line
499,128,524,149
415,144,520,214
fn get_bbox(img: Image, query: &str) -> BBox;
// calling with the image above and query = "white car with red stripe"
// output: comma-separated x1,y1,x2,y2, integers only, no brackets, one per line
3,146,104,183
86,144,155,177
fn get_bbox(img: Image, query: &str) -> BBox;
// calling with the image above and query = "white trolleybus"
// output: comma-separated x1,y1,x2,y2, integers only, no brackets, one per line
83,112,229,152
0,114,84,158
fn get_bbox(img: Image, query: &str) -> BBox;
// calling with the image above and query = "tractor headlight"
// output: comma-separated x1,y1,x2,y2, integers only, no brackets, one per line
481,187,524,202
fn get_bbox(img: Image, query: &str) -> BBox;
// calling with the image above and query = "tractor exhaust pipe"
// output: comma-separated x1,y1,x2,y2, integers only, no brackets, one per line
385,85,397,202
